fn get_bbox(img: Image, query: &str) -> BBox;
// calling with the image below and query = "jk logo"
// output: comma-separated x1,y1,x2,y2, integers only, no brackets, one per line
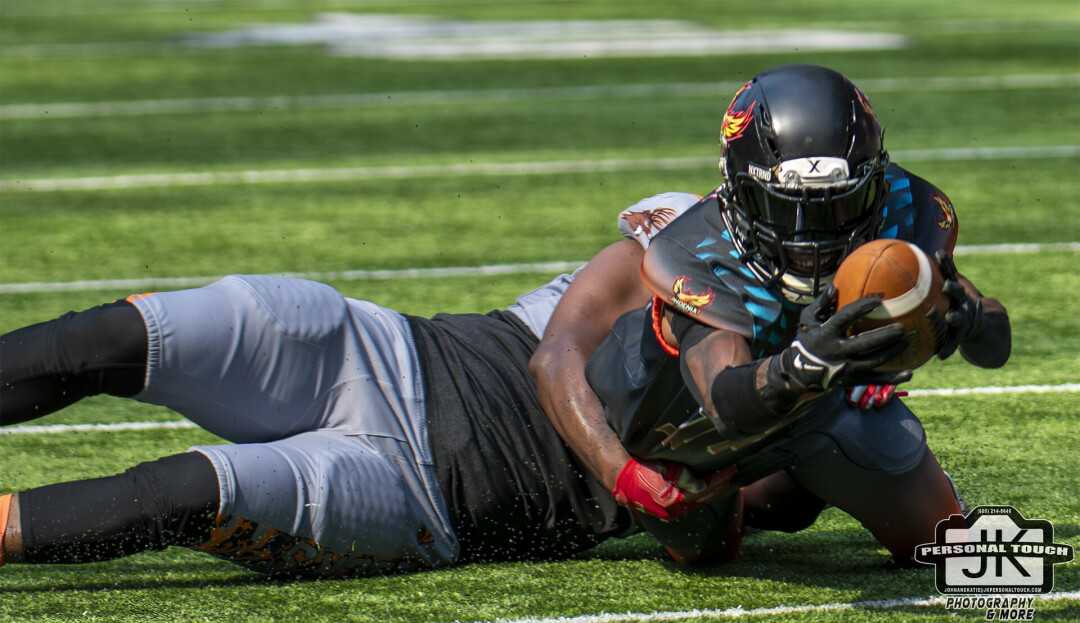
915,506,1073,594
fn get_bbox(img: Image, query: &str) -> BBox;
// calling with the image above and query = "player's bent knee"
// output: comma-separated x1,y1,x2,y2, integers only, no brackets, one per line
813,397,927,475
193,515,427,578
219,275,349,340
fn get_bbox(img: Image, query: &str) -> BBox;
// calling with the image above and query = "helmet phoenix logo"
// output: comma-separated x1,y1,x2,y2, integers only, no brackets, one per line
721,82,755,143
854,86,876,118
854,85,883,137
932,194,956,230
669,276,715,315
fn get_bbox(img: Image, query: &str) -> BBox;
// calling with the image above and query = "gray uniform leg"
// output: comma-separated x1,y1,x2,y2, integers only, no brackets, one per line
128,275,458,569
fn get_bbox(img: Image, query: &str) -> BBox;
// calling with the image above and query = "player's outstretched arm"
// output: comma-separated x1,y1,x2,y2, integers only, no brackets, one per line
530,239,651,491
669,286,911,434
531,239,734,523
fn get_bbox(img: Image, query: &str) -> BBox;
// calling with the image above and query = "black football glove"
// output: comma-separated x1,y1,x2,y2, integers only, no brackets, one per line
934,250,984,360
765,285,911,409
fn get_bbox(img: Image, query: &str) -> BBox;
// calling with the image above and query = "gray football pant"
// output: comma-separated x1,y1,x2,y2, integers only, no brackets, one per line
129,275,458,567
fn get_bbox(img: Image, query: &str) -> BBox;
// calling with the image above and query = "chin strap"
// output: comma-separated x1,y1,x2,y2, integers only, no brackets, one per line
778,270,837,305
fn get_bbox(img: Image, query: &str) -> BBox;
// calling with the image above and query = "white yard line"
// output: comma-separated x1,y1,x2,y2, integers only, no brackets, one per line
0,420,200,435
2,145,1078,193
3,384,1076,436
0,260,587,294
952,242,1080,255
476,591,1080,623
1,74,1077,120
905,383,1080,397
0,156,707,192
1,243,1077,295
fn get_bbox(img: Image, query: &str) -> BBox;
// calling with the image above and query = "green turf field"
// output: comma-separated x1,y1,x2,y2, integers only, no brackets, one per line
1,1,1078,621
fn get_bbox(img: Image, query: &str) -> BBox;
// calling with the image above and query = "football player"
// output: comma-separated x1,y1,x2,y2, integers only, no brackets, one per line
1,268,661,577
531,64,1009,565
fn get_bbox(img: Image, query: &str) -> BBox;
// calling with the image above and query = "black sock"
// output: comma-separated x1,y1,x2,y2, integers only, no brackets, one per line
19,452,219,564
0,300,147,425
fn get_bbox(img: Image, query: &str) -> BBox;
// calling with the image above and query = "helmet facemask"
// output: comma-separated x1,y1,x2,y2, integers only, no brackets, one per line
723,153,888,304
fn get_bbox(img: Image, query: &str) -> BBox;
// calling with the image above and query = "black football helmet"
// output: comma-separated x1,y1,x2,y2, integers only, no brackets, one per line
718,64,889,303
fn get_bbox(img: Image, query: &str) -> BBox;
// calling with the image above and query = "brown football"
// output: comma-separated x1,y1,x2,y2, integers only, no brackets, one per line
833,239,948,371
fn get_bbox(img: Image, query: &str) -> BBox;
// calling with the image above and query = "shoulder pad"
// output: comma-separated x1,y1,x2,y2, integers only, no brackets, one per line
880,165,959,257
911,179,959,257
640,221,758,339
618,192,702,249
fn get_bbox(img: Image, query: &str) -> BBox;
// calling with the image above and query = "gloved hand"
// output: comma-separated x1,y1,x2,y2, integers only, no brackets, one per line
769,285,911,398
934,250,984,360
846,384,909,410
612,458,736,521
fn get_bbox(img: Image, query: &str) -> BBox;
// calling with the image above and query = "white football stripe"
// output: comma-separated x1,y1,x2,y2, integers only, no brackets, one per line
864,242,933,319
0,421,199,435
905,383,1080,397
0,261,587,294
952,242,1080,255
1,73,1076,120
3,384,1076,436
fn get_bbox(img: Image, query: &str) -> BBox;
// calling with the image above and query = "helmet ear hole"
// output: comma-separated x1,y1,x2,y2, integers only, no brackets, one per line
764,136,780,161
759,103,773,128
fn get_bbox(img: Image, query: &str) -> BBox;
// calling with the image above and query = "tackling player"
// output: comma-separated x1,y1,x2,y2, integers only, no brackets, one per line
1,268,650,576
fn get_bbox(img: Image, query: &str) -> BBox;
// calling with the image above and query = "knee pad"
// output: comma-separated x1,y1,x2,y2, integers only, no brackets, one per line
221,275,348,341
811,397,927,475
773,391,926,476
742,470,827,533
640,491,744,564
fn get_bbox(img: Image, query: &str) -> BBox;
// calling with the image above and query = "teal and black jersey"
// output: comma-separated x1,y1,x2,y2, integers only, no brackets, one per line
586,164,959,481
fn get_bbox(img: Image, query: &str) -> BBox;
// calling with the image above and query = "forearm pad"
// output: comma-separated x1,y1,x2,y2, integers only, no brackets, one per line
708,362,787,435
760,348,818,413
959,303,1010,368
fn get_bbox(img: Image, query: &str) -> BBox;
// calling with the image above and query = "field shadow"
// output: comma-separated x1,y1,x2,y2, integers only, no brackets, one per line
0,552,337,594
578,524,932,594
1051,521,1079,541
6,522,1075,596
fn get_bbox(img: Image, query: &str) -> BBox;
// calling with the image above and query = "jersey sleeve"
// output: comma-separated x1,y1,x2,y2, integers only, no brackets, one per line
618,192,703,249
640,231,757,340
909,175,960,257
880,165,959,258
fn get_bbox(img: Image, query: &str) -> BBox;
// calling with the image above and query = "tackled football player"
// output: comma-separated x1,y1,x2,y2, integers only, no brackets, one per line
531,64,1011,565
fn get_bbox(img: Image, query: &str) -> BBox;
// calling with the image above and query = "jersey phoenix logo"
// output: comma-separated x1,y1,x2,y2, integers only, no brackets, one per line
931,194,956,230
915,505,1073,595
669,276,715,315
